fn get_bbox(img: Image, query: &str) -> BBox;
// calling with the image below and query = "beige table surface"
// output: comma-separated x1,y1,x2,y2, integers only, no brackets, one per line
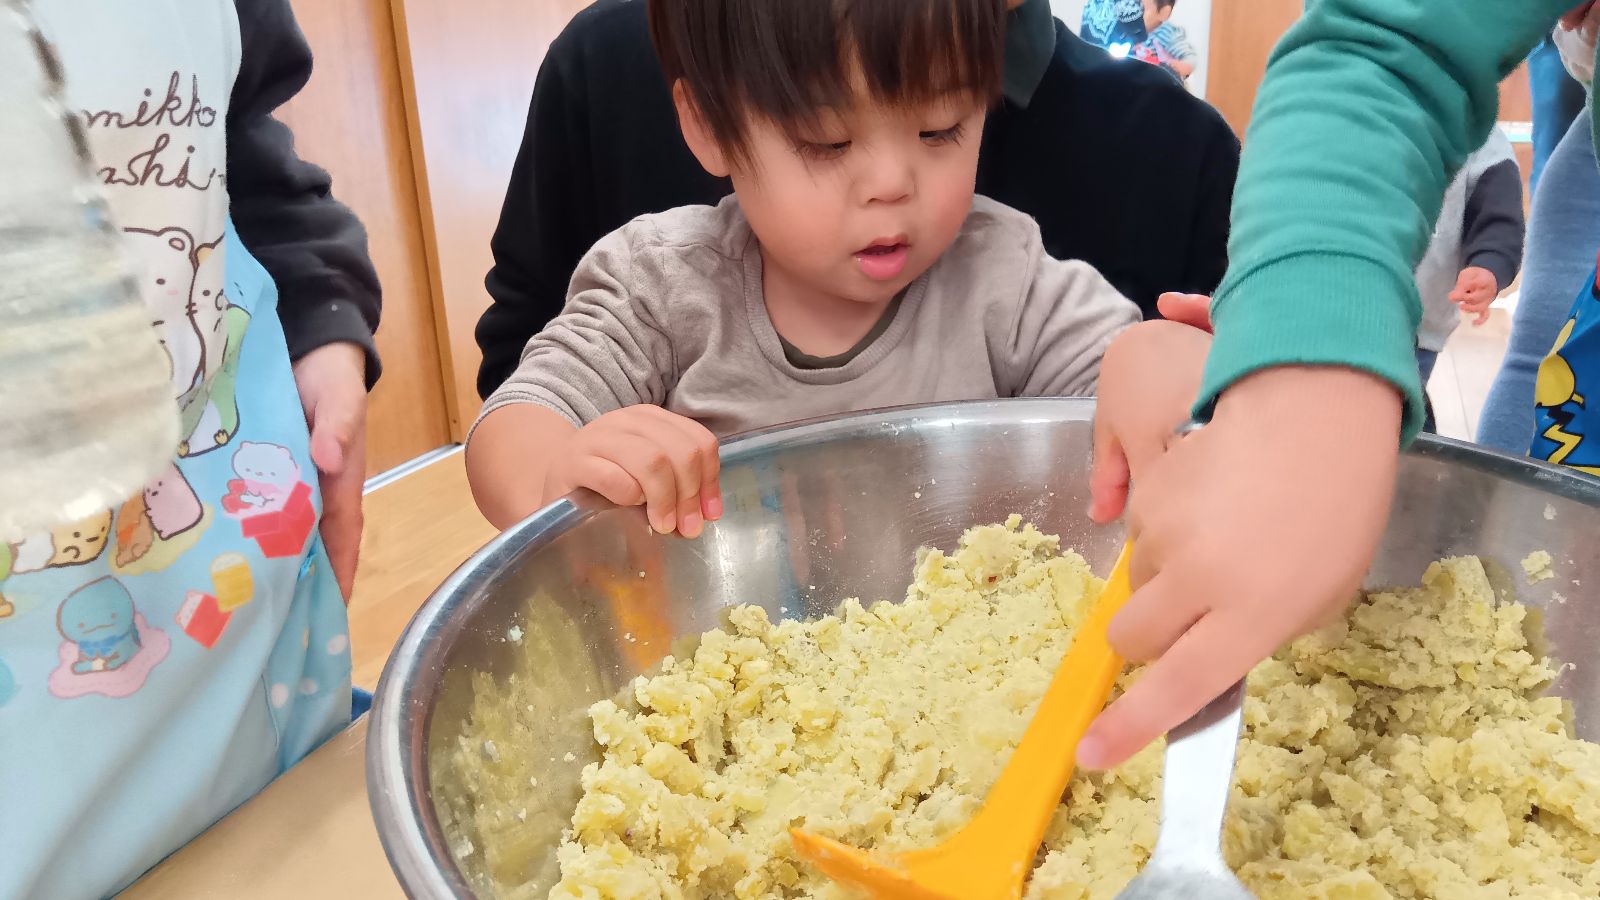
119,718,405,899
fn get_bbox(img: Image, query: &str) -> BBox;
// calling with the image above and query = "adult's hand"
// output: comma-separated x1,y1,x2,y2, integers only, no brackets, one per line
293,342,367,601
1081,366,1402,770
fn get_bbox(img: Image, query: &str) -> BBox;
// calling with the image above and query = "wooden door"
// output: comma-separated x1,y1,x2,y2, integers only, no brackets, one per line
278,0,452,475
390,0,593,438
1206,0,1303,138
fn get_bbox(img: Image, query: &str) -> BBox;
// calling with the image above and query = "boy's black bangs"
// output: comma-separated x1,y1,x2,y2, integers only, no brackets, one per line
650,0,1006,164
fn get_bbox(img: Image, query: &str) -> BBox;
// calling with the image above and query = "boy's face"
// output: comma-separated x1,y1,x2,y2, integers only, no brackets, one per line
684,83,987,307
1142,0,1174,32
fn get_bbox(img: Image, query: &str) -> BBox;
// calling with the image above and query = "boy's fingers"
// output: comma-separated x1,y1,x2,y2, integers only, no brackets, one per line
659,411,724,523
1088,425,1130,523
1105,572,1203,663
1079,610,1267,770
638,425,705,537
599,435,680,534
569,455,646,509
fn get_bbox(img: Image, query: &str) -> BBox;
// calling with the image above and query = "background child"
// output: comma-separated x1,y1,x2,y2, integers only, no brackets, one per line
1132,0,1199,82
466,0,1140,534
2,2,381,897
1414,129,1526,432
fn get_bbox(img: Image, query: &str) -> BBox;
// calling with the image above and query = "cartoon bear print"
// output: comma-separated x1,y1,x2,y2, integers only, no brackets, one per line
191,238,229,384
123,226,203,401
58,577,142,674
143,462,203,541
226,442,301,512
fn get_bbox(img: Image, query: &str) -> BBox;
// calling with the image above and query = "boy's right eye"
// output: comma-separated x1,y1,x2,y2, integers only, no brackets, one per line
796,140,850,162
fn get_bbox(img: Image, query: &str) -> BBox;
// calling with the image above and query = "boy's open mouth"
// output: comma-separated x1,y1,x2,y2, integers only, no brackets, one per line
854,237,909,281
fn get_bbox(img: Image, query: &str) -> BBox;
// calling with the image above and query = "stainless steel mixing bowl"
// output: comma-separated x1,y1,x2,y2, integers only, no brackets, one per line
367,399,1600,899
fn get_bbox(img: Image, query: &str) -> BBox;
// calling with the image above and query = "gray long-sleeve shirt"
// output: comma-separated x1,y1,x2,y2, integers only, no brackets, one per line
480,195,1139,438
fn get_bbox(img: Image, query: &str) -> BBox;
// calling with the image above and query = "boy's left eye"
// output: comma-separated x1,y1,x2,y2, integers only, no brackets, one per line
797,141,850,162
919,123,966,146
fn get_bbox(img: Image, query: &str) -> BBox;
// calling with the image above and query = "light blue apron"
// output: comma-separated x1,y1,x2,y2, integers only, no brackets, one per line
0,225,351,899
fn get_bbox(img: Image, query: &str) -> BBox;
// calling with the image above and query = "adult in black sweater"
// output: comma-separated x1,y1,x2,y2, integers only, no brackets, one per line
476,0,1238,399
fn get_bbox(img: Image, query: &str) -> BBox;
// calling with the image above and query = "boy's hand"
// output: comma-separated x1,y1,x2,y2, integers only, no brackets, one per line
1079,366,1400,770
545,405,722,538
292,342,368,601
1449,266,1499,326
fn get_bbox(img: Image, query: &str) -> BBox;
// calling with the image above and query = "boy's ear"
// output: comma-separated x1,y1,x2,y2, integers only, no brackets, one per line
673,80,731,178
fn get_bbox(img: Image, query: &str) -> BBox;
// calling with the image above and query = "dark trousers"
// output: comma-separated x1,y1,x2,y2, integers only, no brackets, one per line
1417,347,1439,435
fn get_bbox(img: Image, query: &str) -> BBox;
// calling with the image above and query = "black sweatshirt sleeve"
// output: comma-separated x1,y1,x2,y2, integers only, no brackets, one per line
1460,159,1526,293
228,0,383,387
1183,122,1239,296
476,26,597,400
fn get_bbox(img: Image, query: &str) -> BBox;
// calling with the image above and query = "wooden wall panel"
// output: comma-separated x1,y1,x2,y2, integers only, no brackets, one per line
279,0,452,475
390,0,592,438
1206,0,1302,138
1500,62,1533,123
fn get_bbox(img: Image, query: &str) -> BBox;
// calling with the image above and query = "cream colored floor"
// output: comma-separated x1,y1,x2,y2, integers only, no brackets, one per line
1429,308,1513,442
345,311,1516,684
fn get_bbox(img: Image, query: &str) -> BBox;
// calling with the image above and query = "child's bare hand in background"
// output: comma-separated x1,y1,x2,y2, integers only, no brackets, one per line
1084,364,1401,770
544,406,723,538
1450,266,1499,326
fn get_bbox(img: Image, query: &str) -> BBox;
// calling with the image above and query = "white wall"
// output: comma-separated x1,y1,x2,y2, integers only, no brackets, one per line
1048,0,1211,99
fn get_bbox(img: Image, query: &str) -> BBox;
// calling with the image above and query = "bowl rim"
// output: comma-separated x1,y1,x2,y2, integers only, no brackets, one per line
364,397,1600,899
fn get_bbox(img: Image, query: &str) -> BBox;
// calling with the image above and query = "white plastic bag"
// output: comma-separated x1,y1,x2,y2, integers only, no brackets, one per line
0,0,177,542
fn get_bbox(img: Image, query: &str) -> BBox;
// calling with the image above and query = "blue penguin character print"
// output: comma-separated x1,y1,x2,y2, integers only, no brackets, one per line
58,578,142,674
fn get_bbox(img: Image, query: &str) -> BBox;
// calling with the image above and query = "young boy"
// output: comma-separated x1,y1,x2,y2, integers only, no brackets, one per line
2,2,380,897
467,0,1141,534
475,0,1239,402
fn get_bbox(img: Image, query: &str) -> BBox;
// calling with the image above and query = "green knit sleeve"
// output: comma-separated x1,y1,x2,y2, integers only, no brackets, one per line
1199,0,1576,443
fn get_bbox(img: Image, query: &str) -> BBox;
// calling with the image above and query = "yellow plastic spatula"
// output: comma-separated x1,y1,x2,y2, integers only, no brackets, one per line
790,541,1135,900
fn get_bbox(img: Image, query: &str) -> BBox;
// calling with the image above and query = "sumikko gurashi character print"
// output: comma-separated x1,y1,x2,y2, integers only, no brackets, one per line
179,242,251,458
48,576,169,699
222,442,316,559
122,225,250,459
112,462,213,576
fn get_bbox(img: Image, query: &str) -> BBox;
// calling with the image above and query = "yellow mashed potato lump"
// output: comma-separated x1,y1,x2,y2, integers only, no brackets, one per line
465,519,1600,899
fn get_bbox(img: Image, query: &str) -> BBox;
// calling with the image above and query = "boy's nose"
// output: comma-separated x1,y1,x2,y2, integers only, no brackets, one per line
857,149,914,205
